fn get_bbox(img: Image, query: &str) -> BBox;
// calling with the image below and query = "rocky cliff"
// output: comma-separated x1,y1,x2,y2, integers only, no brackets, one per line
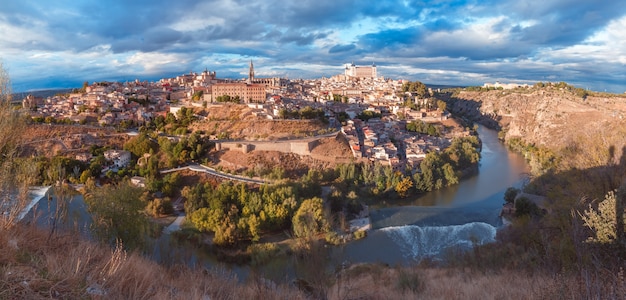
445,87,626,169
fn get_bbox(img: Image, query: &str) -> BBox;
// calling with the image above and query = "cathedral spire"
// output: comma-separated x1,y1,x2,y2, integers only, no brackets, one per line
248,60,255,83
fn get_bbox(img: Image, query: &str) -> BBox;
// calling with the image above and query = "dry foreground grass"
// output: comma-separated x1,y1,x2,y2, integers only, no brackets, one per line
2,225,623,299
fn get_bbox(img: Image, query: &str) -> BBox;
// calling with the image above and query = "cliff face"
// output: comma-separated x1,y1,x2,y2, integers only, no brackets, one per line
446,88,626,169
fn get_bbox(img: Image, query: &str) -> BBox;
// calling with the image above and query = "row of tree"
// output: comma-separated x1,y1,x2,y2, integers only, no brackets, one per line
215,95,241,103
331,136,480,196
406,120,441,136
278,106,326,121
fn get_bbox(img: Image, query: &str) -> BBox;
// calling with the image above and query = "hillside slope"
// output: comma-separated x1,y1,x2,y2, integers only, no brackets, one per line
446,87,626,169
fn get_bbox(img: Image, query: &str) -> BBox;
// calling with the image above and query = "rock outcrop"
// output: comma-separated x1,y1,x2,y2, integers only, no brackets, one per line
445,87,626,169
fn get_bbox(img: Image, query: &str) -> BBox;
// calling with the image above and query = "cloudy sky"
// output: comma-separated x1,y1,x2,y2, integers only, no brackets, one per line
1,0,625,92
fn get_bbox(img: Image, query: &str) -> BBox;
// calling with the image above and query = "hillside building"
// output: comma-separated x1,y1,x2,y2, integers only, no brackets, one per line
211,83,267,103
103,149,131,169
345,62,377,79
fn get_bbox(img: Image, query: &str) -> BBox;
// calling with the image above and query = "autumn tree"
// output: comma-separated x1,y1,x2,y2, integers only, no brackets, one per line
395,176,413,198
292,197,330,239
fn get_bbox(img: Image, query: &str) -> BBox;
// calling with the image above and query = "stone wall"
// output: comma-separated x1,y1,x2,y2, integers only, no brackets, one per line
217,139,317,156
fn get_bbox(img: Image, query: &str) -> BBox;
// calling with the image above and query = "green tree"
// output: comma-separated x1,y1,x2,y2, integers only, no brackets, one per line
146,198,174,217
192,90,204,101
123,133,158,158
84,182,153,250
402,81,428,98
292,197,329,238
189,207,222,232
436,100,447,111
442,163,458,186
213,204,240,246
356,110,382,121
79,170,91,183
165,112,177,124
515,197,541,218
504,187,520,204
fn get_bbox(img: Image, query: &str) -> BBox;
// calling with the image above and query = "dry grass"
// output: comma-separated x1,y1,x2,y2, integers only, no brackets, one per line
328,265,626,300
0,225,307,299
1,224,625,299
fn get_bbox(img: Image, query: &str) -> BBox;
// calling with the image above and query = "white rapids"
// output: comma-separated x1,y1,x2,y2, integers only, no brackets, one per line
381,222,497,261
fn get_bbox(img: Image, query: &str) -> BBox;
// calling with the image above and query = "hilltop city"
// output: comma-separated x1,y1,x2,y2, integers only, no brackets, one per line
19,62,490,173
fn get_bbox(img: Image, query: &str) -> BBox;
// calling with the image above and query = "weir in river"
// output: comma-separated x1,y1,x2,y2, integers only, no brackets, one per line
331,125,529,264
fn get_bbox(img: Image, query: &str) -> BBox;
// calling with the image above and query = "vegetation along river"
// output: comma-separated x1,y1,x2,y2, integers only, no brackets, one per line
332,125,529,265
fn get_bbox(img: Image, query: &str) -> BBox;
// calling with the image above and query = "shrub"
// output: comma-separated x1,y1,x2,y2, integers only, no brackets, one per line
504,187,520,204
325,232,342,245
579,190,625,243
515,197,541,217
396,269,424,294
353,230,367,240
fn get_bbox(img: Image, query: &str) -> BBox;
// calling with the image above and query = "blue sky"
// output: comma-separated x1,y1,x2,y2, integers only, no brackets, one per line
1,0,625,93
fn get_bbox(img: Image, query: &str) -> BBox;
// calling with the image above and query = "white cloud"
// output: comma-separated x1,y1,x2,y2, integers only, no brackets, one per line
0,18,53,50
425,17,511,48
125,52,190,74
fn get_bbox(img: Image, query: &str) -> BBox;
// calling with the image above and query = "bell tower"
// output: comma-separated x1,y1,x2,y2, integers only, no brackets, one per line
248,60,255,83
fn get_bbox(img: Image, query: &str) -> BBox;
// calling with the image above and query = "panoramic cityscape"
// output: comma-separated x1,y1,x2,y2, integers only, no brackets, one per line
1,1,626,299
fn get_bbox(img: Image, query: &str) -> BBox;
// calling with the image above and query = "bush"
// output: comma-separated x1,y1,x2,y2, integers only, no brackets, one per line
353,230,367,240
515,197,541,217
325,232,343,245
504,187,520,204
147,198,174,217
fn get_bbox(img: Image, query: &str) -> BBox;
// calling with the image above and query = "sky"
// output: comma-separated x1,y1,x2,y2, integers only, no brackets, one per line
1,0,625,93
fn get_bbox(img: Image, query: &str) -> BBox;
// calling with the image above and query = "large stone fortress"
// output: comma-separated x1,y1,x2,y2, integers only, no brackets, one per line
345,62,377,79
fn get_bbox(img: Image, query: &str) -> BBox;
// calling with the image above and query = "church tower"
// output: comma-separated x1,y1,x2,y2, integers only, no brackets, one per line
248,60,255,83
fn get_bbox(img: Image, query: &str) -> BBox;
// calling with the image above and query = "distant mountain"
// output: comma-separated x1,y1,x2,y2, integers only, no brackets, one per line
11,88,73,101
425,83,467,90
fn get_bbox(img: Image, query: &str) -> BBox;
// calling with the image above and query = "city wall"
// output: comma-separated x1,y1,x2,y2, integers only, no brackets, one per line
217,139,319,156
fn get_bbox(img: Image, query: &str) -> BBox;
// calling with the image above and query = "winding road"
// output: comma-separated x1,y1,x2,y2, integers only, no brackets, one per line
160,163,270,185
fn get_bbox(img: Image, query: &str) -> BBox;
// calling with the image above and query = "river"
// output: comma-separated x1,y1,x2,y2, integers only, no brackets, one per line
331,125,529,264
21,125,528,280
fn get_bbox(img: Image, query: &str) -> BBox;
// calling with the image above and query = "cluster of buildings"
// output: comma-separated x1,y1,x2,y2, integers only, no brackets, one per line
483,81,529,90
341,113,453,171
23,62,469,172
23,80,171,126
162,61,287,104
